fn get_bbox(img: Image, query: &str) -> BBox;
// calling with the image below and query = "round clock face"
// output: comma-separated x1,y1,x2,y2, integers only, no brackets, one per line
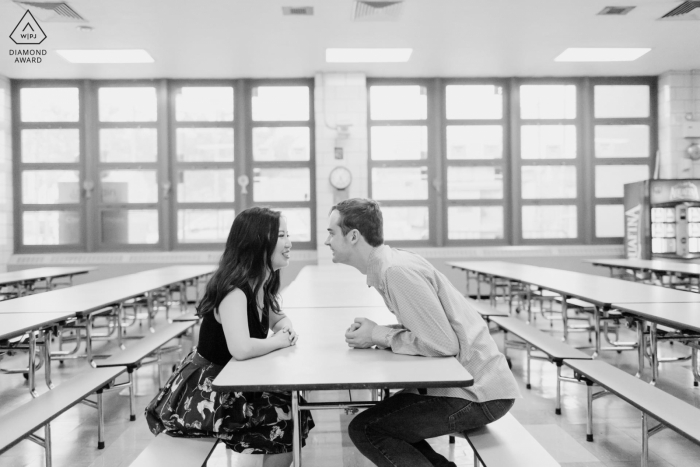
329,166,352,190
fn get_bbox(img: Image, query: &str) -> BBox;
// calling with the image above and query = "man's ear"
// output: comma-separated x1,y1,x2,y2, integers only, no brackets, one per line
350,229,359,244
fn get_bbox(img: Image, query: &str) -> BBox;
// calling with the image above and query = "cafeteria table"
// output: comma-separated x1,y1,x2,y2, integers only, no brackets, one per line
282,265,385,308
213,306,473,467
0,266,96,298
586,258,700,291
448,261,700,356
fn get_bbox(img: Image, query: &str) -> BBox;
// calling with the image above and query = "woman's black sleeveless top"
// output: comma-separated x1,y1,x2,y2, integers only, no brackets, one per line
197,289,270,366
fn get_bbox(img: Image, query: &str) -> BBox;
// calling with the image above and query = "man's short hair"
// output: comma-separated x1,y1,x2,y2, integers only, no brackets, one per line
330,198,384,247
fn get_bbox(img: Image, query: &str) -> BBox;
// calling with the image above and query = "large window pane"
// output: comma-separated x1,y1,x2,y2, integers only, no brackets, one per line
253,127,310,161
98,87,157,122
176,128,234,162
178,209,235,243
595,165,649,198
521,125,576,159
522,205,577,239
447,166,503,200
21,129,79,163
99,128,157,163
22,170,80,204
594,125,650,158
596,204,624,238
177,169,234,202
369,86,427,120
371,126,427,160
372,167,428,200
594,85,649,118
100,171,158,203
20,88,79,122
175,87,233,121
446,126,503,160
382,207,429,240
253,168,310,202
252,86,309,121
101,210,158,244
521,166,577,199
23,211,80,245
448,206,503,239
520,85,576,119
277,207,311,242
446,85,503,120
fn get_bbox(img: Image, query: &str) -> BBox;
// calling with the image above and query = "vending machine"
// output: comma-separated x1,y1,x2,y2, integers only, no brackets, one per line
623,179,700,260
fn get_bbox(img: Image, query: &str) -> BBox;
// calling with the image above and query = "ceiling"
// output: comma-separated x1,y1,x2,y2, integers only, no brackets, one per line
1,0,699,80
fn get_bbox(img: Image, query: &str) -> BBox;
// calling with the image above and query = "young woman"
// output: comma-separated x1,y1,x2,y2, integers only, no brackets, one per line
146,207,314,467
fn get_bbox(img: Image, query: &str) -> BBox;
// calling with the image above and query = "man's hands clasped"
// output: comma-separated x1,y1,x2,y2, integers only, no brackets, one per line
345,317,378,349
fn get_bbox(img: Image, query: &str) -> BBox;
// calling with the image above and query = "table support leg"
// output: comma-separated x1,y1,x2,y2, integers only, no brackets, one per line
43,329,54,390
592,306,601,359
292,390,302,467
28,330,38,398
650,323,658,386
636,320,645,378
561,296,569,342
476,273,482,301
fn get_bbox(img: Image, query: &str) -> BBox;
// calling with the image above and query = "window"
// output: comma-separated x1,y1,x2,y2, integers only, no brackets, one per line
13,79,315,252
368,77,656,246
368,82,432,244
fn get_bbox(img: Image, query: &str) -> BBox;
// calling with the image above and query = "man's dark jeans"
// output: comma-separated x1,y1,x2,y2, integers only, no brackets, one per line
348,393,514,467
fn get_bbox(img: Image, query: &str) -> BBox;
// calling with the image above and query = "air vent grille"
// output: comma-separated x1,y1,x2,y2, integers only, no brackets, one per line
660,1,700,19
13,2,85,22
353,1,403,21
598,6,635,15
282,6,314,16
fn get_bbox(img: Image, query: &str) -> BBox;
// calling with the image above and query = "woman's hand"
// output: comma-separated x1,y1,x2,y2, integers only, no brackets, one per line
270,328,294,350
279,325,299,345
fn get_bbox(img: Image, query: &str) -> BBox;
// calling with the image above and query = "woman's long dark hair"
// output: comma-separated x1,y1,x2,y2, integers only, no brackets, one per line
197,207,282,317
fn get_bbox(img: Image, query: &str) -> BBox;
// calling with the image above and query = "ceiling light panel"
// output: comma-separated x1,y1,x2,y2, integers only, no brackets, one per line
554,48,650,62
56,49,154,63
326,48,412,63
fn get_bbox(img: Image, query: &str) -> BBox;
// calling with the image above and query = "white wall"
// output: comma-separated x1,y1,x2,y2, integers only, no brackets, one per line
0,76,12,272
658,71,700,178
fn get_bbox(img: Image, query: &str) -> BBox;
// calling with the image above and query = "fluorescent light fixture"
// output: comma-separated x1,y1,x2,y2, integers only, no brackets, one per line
326,48,412,63
56,49,154,64
555,48,650,62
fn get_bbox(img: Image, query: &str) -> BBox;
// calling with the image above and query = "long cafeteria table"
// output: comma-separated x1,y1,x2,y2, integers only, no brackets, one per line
0,265,216,393
447,261,700,357
610,302,700,385
281,265,385,308
0,311,77,396
586,258,700,290
0,266,96,298
213,306,473,467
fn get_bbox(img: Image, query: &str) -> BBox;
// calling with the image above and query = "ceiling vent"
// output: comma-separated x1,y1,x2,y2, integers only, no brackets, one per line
282,6,314,16
598,6,635,15
353,1,404,21
13,2,85,22
660,1,700,20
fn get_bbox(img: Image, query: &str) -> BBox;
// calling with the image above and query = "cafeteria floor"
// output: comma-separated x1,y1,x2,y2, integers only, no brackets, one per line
1,301,699,467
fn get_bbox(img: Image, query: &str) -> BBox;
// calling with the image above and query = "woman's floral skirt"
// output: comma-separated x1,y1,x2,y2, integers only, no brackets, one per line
145,349,315,454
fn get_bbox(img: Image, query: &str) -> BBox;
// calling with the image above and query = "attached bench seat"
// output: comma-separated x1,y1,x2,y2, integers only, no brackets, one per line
128,435,218,467
453,413,560,467
0,366,132,466
489,316,591,413
466,297,509,318
96,320,195,403
171,310,200,322
564,358,700,466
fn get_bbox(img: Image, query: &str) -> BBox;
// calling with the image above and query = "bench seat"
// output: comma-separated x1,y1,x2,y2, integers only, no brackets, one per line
463,413,560,467
171,310,199,322
96,320,194,369
466,298,509,317
490,316,591,413
129,435,217,467
564,359,700,443
0,366,130,466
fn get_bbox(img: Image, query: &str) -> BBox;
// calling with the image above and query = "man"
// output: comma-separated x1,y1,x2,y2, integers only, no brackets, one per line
325,198,520,467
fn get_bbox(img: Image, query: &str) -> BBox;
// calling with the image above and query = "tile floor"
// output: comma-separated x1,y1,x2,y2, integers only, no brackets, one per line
1,299,699,467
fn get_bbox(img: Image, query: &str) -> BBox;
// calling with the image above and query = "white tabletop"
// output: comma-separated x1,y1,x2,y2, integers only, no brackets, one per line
0,312,75,341
213,307,473,391
612,302,700,334
281,265,386,308
0,267,96,286
585,258,700,276
448,261,700,306
0,265,216,315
